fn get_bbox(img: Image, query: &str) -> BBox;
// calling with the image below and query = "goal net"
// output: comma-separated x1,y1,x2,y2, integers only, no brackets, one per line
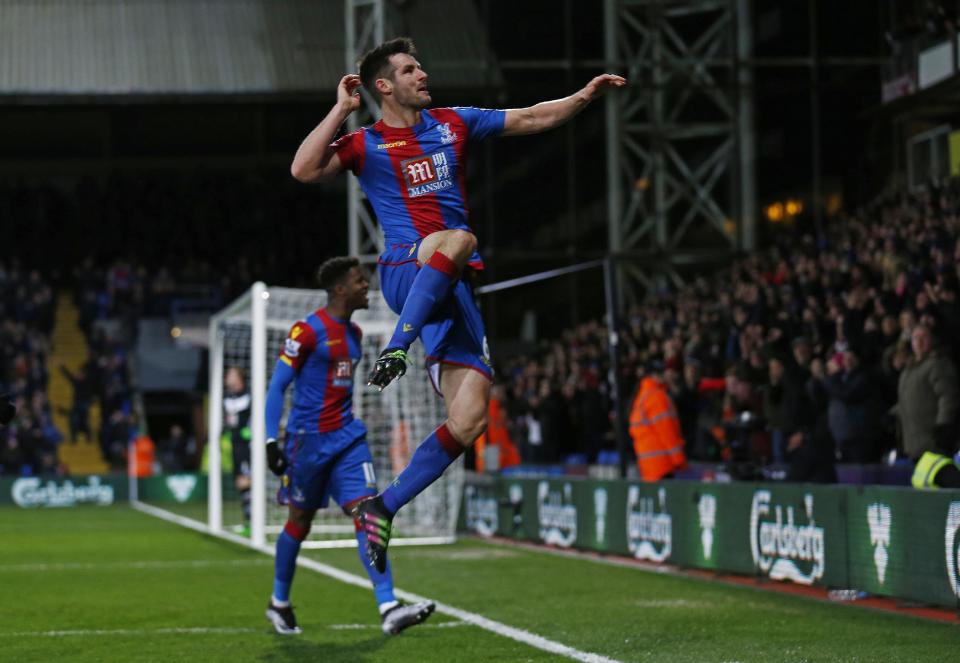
205,282,460,549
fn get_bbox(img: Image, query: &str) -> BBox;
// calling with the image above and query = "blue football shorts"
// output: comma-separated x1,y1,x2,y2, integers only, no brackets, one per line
378,243,493,393
277,419,377,513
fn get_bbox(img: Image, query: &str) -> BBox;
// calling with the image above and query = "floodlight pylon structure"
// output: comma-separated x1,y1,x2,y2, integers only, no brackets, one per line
605,0,756,300
346,0,386,267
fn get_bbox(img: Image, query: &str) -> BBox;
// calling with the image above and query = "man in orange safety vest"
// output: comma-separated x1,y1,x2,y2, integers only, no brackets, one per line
629,359,687,481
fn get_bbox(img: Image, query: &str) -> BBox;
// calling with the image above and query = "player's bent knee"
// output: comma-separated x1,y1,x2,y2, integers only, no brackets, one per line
451,229,477,253
288,506,314,530
283,519,311,542
441,230,477,261
474,412,489,440
447,413,487,448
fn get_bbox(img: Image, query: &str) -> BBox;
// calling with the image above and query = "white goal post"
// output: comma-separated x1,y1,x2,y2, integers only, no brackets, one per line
207,282,462,549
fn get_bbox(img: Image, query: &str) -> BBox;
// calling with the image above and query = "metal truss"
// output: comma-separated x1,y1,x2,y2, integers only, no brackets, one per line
345,0,385,266
605,0,755,299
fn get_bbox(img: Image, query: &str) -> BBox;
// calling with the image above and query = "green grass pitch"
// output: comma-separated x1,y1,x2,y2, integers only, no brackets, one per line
1,505,957,662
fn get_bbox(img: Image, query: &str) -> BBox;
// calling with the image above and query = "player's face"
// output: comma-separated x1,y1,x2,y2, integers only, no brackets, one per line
343,266,370,310
224,368,244,393
386,53,430,109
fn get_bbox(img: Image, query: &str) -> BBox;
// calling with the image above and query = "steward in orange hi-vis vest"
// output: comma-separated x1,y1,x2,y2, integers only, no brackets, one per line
130,433,155,478
475,390,520,472
629,375,687,481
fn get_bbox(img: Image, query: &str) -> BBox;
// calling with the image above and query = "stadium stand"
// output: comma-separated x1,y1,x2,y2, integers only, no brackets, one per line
6,172,960,485
496,179,960,483
0,264,62,475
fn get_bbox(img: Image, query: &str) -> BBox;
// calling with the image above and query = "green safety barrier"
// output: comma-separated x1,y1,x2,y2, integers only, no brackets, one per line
459,475,960,608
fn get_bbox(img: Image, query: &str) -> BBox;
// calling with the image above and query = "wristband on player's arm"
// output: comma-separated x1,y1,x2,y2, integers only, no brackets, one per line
265,438,288,476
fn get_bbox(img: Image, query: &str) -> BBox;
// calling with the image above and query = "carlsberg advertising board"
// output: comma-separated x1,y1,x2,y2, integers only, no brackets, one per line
749,489,826,585
460,477,960,607
0,473,208,509
3,475,124,508
626,485,673,562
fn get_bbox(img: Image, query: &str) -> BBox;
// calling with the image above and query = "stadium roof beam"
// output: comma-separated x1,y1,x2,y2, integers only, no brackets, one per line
0,1,500,99
605,0,756,303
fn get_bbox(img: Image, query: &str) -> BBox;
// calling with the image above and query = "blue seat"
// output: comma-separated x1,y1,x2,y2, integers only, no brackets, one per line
597,450,620,466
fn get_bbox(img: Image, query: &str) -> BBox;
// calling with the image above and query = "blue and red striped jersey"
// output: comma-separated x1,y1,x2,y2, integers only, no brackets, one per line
332,107,505,267
277,308,362,434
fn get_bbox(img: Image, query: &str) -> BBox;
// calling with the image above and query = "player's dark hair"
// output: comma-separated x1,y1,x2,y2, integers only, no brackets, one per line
358,37,417,97
317,256,359,292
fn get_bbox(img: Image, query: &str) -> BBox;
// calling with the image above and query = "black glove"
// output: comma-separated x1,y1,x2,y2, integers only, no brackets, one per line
0,394,15,427
266,438,288,476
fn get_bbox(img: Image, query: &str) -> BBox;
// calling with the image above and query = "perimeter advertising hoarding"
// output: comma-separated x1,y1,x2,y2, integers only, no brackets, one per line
137,473,207,504
0,473,208,508
459,475,960,608
1,475,126,508
846,486,960,607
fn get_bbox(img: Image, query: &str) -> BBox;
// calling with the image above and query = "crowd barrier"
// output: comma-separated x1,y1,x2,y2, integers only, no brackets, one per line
459,473,960,609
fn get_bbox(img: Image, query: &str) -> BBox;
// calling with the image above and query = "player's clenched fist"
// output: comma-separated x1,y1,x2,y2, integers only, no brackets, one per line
265,438,288,476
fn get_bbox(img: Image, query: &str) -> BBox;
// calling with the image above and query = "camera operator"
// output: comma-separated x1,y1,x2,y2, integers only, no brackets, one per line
719,364,767,479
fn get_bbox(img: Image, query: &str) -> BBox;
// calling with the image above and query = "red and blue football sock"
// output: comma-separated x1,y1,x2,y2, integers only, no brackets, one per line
272,520,309,605
382,423,463,515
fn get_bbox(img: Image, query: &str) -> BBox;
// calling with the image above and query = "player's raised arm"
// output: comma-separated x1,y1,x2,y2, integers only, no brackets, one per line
290,74,363,183
501,73,626,137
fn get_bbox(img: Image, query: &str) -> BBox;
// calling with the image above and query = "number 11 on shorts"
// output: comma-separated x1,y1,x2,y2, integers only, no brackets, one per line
363,462,377,488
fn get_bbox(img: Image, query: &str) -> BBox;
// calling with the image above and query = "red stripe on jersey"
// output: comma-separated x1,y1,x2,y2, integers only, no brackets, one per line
429,108,471,220
317,309,350,433
377,123,447,238
331,129,366,176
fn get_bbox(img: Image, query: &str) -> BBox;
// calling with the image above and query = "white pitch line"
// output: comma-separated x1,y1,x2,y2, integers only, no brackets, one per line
288,554,623,663
1,624,469,637
0,559,270,572
328,621,467,630
131,500,624,663
0,628,259,638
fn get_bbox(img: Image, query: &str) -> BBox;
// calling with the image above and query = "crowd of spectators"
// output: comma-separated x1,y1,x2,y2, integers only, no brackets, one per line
65,261,143,470
0,262,62,475
496,321,615,467
497,180,960,482
0,258,147,475
1,171,323,476
6,172,960,483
